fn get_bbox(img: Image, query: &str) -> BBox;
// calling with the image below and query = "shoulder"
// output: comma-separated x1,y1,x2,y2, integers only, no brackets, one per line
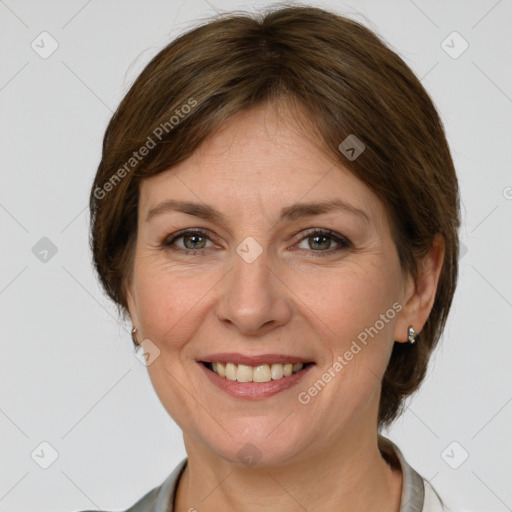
73,457,188,512
72,488,159,512
423,479,453,511
379,435,456,512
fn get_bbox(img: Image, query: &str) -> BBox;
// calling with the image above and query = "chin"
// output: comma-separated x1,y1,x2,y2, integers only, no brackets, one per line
194,423,314,469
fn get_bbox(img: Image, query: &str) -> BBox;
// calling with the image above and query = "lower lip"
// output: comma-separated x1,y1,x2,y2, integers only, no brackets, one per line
198,362,314,400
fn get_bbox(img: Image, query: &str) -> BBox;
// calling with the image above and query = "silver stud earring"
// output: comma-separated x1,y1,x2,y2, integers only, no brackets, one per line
131,326,139,346
408,326,418,344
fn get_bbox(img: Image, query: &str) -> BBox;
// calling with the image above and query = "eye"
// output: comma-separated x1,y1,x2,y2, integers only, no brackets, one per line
163,228,352,257
294,229,352,256
163,229,214,255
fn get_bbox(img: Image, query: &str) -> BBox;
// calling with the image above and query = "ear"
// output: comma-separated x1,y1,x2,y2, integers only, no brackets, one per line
125,276,140,329
393,234,445,343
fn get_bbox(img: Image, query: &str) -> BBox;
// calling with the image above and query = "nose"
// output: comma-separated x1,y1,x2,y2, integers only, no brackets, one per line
215,245,293,336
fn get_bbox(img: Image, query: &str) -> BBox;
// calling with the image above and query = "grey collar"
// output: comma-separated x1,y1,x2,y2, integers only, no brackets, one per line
379,435,425,511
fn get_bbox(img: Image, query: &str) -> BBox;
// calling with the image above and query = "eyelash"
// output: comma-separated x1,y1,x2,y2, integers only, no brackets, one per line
162,228,352,257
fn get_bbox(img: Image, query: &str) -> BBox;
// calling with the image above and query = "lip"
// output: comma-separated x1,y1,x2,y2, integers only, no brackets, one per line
198,352,314,366
198,361,314,400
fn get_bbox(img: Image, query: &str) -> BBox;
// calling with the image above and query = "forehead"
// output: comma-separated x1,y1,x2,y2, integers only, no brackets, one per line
138,104,385,227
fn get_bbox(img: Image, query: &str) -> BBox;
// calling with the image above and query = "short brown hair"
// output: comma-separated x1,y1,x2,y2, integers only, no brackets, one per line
89,5,460,427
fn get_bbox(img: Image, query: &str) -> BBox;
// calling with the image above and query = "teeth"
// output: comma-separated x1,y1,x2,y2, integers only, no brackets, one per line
225,362,237,381
215,362,225,378
236,364,253,382
271,363,283,380
210,362,305,382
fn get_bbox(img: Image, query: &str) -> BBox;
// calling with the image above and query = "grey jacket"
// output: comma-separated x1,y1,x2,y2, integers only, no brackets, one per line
77,436,451,511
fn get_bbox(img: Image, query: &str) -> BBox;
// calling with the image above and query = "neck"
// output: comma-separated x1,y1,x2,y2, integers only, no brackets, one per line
174,431,402,512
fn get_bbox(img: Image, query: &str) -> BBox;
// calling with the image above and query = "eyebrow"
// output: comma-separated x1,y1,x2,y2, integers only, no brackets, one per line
145,198,372,225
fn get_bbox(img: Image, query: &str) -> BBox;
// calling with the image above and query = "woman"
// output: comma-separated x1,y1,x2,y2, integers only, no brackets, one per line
85,5,460,511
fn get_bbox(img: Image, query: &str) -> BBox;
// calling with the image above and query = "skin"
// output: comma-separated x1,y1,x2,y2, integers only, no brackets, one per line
126,101,445,512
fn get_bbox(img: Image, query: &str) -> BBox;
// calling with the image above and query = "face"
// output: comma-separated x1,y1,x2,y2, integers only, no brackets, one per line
127,102,414,467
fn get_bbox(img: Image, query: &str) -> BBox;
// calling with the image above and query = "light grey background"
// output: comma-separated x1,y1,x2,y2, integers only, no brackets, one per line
1,0,511,511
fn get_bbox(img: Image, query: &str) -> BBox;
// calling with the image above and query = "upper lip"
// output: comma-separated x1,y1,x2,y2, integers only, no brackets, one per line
199,352,314,366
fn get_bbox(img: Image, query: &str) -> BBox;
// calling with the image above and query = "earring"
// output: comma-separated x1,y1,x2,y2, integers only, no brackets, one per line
408,326,418,344
131,326,139,346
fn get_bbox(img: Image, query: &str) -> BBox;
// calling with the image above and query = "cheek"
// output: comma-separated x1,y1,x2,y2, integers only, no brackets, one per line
298,264,398,338
296,269,398,419
132,259,220,350
298,263,400,403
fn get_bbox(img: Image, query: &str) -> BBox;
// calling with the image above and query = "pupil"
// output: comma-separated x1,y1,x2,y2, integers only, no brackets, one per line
187,235,203,249
312,235,329,250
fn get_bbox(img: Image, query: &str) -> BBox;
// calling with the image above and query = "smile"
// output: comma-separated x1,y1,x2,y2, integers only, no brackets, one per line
198,360,315,400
